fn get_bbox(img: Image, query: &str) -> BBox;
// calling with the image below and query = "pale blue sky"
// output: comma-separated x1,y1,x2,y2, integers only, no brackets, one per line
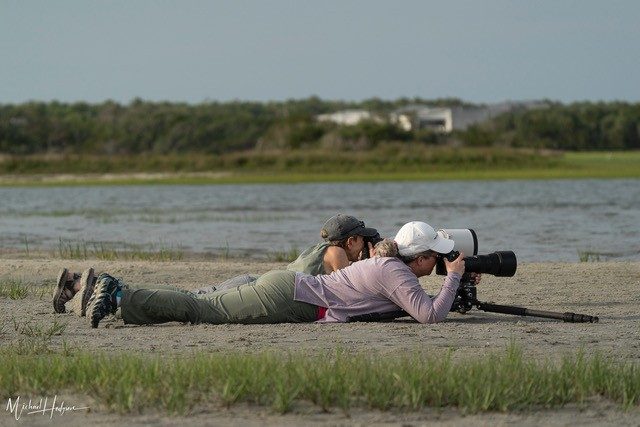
2,0,639,104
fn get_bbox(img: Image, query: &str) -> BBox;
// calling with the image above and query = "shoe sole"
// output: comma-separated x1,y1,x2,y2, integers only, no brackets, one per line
70,268,96,317
52,268,69,313
89,276,113,328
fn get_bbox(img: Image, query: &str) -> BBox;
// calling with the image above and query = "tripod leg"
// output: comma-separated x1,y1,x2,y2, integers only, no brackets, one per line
477,302,599,323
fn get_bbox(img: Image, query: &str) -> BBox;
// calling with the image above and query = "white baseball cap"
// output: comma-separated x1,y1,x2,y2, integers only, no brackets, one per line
394,221,455,256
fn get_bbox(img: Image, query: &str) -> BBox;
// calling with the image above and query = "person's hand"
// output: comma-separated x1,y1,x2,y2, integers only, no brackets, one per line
367,241,375,257
444,251,465,275
357,242,375,260
468,272,482,285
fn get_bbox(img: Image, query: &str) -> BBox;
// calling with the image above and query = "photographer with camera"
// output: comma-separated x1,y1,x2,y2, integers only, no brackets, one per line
287,213,380,275
87,221,468,327
196,213,379,293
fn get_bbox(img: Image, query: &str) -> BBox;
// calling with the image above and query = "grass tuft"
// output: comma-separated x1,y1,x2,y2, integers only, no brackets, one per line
3,318,68,356
268,247,300,263
0,279,30,299
56,238,184,261
578,250,602,262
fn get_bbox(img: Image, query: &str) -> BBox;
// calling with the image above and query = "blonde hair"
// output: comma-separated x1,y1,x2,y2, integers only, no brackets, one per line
373,239,399,258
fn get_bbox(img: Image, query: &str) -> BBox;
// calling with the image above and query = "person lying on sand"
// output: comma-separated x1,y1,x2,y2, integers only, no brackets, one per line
53,213,379,315
193,212,380,294
85,221,468,327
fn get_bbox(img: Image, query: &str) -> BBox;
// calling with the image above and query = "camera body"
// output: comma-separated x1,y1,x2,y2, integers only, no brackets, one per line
431,228,517,313
441,250,461,262
360,232,383,259
434,228,517,277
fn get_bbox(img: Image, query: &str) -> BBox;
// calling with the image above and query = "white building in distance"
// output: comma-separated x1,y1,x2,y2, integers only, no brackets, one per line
391,107,453,133
317,101,547,134
391,101,547,133
316,109,381,126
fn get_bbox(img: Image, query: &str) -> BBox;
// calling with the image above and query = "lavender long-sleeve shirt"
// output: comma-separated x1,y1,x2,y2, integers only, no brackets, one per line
294,257,461,323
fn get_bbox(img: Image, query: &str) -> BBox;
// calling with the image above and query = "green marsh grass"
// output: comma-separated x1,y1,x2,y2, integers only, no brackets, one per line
22,234,30,257
268,247,300,262
0,278,51,301
221,240,231,260
1,345,638,415
578,250,602,262
11,317,66,339
4,318,68,356
0,279,30,299
2,150,639,186
56,239,184,261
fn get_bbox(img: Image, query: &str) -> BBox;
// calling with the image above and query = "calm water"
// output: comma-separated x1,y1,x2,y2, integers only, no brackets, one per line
1,179,638,262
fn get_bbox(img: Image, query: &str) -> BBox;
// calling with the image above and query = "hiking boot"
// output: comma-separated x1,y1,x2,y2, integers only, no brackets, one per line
70,268,97,317
87,273,122,328
52,268,80,313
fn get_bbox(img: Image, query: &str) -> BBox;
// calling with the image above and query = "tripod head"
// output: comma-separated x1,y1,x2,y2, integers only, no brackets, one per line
450,274,478,314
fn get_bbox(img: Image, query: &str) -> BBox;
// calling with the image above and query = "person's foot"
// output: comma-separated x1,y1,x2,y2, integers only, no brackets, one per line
70,268,97,317
87,273,122,328
52,268,80,313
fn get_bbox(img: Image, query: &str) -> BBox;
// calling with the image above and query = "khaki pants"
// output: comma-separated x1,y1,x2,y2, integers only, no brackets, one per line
120,270,318,325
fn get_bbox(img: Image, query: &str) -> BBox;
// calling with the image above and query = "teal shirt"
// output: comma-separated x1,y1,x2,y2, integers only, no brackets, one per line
286,242,330,275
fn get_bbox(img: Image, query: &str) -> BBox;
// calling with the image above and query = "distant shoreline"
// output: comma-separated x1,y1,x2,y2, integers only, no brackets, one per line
1,150,639,186
1,168,638,187
1,171,638,187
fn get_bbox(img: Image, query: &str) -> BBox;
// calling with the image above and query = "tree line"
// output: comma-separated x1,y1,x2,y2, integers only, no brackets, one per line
465,101,640,150
1,98,638,155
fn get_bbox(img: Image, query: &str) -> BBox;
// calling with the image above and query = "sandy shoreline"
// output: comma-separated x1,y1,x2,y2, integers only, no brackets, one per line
0,171,235,186
1,257,639,426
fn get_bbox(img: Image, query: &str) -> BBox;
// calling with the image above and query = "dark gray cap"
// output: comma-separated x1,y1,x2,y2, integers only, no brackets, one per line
320,214,378,241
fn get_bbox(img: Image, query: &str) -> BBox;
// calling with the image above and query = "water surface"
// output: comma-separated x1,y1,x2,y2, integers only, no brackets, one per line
1,179,638,262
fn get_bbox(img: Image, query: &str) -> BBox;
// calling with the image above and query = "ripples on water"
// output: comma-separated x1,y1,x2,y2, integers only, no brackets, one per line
1,179,638,262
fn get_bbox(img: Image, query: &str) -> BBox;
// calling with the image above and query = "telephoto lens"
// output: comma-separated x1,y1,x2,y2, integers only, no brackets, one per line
464,251,517,277
436,250,517,277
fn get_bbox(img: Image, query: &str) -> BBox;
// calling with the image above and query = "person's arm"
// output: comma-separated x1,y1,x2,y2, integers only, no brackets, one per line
323,246,351,273
384,266,461,324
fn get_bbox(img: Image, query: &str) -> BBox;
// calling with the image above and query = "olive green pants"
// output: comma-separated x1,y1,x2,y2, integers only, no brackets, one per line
120,270,318,325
